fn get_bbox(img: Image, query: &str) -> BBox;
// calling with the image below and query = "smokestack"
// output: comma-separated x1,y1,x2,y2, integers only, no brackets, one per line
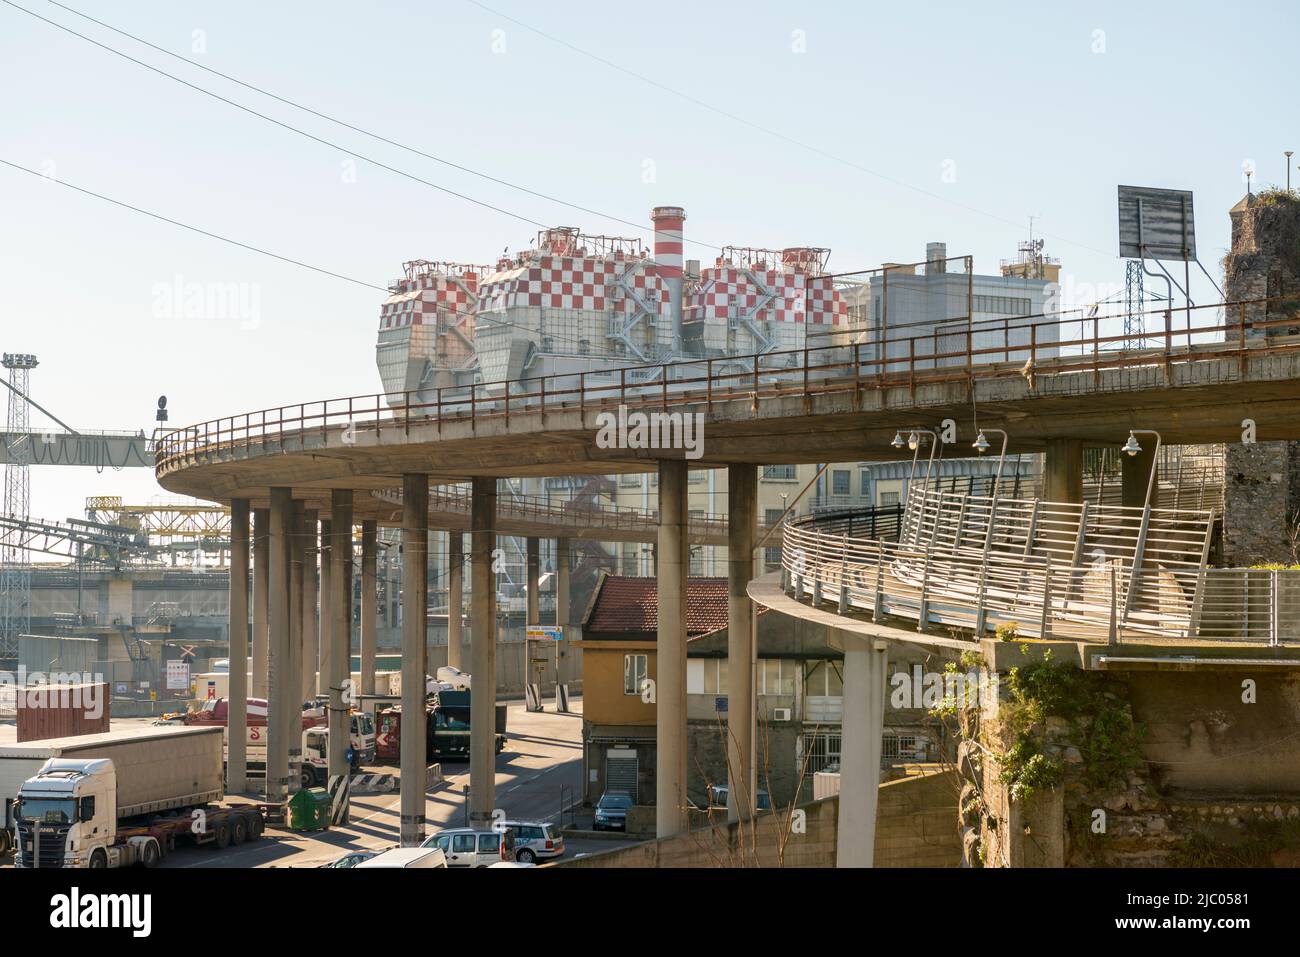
652,206,686,355
925,242,947,275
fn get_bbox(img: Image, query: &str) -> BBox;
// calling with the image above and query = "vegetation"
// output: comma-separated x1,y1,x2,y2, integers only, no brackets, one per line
1170,817,1300,868
994,655,1143,801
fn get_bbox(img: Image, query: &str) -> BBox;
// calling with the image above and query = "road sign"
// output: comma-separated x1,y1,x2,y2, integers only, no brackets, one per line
526,625,564,641
165,660,190,692
1117,185,1196,261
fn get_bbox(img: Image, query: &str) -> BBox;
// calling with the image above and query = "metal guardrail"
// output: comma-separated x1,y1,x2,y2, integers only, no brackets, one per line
777,490,1297,646
155,298,1300,476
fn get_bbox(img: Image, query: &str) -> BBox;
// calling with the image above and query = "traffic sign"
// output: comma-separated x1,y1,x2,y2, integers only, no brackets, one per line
526,625,564,641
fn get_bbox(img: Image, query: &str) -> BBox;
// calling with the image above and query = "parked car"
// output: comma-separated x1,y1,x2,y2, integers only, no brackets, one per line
593,790,633,831
319,850,379,869
503,820,565,863
354,847,447,869
706,784,772,811
421,827,513,867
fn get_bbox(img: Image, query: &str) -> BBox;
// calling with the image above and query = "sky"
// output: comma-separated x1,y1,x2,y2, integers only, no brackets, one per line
0,0,1295,521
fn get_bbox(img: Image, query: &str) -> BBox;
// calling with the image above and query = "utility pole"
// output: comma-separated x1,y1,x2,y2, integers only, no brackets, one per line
1,353,38,667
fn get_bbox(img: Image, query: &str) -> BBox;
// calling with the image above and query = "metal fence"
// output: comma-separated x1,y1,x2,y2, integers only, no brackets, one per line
779,489,1297,646
155,297,1299,475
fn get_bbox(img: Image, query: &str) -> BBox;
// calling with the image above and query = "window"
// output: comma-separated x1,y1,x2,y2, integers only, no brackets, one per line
764,508,784,569
689,658,728,695
804,659,843,697
759,659,795,696
801,730,842,774
478,833,501,853
973,294,1032,316
880,490,900,507
762,465,797,480
831,470,850,495
623,654,648,696
452,834,476,853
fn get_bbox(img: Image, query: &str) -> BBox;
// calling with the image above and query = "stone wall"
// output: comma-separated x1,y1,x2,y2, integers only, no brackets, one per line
1222,191,1300,565
1223,441,1300,566
558,768,960,868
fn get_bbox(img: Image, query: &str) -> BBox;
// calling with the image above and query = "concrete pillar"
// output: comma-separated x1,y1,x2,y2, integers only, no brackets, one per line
526,536,540,625
302,508,319,703
226,499,250,793
1043,438,1083,504
1122,444,1158,510
399,474,429,846
361,520,378,697
318,520,332,702
726,466,757,824
836,634,889,867
287,501,305,793
556,538,571,627
251,508,269,699
656,460,689,839
266,488,292,804
447,531,464,671
328,491,353,823
469,477,497,828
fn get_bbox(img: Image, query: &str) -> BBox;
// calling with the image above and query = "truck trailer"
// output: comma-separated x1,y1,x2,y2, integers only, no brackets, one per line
3,725,265,869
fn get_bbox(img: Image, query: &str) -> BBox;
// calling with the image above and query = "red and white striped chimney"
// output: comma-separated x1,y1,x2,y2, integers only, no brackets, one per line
652,206,686,354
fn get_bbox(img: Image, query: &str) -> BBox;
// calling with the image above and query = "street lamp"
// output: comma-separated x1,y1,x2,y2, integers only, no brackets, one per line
972,428,1010,637
972,428,1009,494
890,431,906,449
1287,151,1294,194
1121,429,1162,511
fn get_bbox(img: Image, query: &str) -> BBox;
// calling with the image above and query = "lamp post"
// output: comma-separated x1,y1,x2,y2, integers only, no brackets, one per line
1121,429,1162,512
899,428,939,502
972,429,1009,636
1120,429,1162,624
1286,151,1294,194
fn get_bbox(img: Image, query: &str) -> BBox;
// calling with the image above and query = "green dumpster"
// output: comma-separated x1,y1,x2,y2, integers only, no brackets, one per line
287,787,330,832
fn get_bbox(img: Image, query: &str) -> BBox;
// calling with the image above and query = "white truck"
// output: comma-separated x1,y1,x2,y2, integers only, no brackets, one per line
236,726,345,789
2,725,264,869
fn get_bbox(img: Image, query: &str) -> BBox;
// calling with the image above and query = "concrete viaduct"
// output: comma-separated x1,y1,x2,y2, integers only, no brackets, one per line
157,304,1300,860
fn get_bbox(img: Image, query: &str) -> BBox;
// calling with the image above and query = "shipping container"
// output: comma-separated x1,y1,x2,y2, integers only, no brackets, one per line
15,683,110,742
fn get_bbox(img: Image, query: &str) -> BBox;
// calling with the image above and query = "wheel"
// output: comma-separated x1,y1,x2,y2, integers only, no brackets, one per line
300,766,315,789
89,850,108,869
249,814,265,840
214,821,231,850
517,848,536,864
0,830,11,855
141,839,160,868
231,816,248,846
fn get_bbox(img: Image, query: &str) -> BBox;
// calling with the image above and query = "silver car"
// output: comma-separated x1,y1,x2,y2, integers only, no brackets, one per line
503,820,565,863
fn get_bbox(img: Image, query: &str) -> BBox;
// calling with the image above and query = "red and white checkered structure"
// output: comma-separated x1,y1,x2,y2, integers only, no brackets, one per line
375,208,851,398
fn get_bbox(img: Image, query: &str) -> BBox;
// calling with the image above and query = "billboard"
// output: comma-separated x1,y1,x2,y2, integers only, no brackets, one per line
1118,186,1196,261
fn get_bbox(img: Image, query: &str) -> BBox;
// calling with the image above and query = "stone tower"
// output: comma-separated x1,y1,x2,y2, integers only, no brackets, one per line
1222,191,1300,565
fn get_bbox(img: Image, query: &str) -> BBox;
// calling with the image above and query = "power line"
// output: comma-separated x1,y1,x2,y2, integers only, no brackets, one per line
0,158,592,348
464,0,1115,260
32,0,728,253
0,158,384,292
1,0,558,233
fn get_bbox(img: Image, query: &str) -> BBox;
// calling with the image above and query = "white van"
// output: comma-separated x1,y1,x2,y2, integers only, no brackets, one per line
354,847,447,869
421,828,510,867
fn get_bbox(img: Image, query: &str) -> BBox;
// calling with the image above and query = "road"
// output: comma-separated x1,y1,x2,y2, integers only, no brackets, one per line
156,697,631,868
